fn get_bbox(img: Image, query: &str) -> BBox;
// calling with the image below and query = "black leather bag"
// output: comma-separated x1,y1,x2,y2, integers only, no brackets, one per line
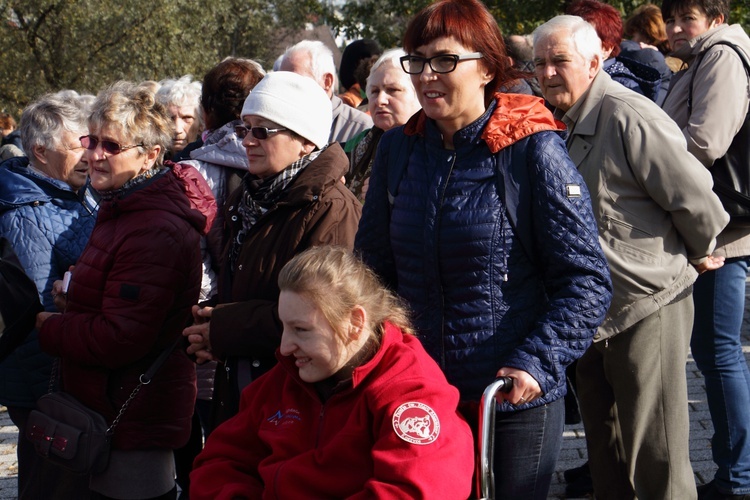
26,392,111,474
26,338,180,475
689,42,750,225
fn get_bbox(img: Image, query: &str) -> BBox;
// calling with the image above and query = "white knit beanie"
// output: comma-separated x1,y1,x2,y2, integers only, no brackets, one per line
241,72,332,150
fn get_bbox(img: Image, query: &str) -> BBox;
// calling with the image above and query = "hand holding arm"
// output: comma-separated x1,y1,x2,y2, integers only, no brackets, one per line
183,305,216,363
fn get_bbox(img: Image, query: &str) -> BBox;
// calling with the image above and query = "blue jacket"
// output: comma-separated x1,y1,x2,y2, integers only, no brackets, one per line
0,156,97,407
355,94,612,406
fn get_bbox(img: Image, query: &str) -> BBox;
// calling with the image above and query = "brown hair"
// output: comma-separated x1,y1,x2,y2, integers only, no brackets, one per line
0,113,16,131
201,57,265,131
625,4,670,53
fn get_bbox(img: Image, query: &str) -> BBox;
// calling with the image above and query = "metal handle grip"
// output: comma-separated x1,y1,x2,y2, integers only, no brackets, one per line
475,376,514,500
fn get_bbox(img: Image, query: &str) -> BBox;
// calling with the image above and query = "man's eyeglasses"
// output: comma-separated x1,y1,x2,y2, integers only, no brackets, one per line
80,135,144,155
399,52,484,75
234,126,289,140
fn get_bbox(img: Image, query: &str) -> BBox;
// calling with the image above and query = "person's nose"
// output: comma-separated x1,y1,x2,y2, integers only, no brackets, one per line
540,63,557,79
279,332,296,356
374,90,388,106
86,144,106,162
420,63,437,82
242,133,258,148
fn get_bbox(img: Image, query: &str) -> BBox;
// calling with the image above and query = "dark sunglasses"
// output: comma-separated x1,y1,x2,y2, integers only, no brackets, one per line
79,135,144,155
234,125,289,140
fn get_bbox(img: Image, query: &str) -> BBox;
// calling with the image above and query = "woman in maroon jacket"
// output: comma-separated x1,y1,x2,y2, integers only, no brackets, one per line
36,81,216,500
191,246,475,499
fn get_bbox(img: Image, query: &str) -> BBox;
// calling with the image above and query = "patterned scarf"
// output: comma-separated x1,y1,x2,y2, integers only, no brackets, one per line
228,147,325,270
98,166,165,201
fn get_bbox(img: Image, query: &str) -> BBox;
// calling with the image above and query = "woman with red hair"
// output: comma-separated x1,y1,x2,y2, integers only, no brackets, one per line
355,0,612,498
567,0,665,102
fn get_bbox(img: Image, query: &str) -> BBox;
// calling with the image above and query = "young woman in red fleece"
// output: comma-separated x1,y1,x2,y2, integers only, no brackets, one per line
190,246,475,499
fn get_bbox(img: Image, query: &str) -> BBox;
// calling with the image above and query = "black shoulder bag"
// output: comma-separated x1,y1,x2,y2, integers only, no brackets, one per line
688,41,750,225
26,338,180,475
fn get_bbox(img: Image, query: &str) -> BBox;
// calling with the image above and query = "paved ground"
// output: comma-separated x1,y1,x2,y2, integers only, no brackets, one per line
0,283,748,499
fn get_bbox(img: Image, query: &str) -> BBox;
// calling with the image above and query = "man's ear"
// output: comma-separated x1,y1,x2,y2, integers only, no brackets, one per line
322,73,335,97
589,53,602,78
710,14,725,29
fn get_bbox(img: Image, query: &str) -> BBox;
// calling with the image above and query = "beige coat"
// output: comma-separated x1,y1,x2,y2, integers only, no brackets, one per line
661,24,750,259
560,70,729,340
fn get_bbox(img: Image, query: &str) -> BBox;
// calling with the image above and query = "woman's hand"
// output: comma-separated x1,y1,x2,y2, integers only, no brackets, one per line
183,305,216,363
50,279,68,312
35,311,60,330
495,367,542,406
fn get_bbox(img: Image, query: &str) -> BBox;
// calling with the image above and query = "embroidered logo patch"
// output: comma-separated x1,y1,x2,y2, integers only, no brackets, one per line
392,402,440,445
266,408,302,426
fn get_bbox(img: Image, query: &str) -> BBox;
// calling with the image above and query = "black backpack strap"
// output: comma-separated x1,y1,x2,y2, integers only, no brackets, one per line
689,41,750,115
497,139,537,265
386,130,417,208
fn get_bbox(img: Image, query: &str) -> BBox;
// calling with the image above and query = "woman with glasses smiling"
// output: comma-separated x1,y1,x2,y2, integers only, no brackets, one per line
183,71,361,431
36,81,217,500
355,0,612,497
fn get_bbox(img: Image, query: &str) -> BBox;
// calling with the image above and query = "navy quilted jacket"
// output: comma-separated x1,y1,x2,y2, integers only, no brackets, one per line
0,156,97,407
355,94,612,406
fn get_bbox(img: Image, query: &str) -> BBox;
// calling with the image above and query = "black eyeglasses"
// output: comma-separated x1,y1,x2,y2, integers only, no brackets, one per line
80,135,144,155
399,52,484,75
234,125,289,140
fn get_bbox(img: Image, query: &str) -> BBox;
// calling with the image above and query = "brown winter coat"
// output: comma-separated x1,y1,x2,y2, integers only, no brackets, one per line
209,143,361,426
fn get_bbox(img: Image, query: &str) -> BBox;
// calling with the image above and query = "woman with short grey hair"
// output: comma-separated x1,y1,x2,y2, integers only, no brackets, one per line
0,90,97,499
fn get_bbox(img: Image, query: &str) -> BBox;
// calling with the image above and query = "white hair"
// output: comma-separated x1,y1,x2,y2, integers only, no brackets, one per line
156,75,202,111
282,40,338,90
533,15,602,64
366,48,416,100
20,91,89,158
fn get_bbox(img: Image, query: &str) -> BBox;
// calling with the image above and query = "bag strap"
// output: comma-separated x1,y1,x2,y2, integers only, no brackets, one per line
106,336,182,435
385,128,537,266
50,335,182,436
688,41,750,115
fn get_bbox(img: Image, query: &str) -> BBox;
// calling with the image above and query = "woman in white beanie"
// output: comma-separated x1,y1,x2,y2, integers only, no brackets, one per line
183,71,362,430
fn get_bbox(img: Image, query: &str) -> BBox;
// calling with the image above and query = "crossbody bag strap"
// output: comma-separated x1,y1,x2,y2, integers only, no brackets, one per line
106,335,182,435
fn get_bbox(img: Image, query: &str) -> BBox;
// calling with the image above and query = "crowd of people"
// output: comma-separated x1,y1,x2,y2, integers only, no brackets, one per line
0,0,748,499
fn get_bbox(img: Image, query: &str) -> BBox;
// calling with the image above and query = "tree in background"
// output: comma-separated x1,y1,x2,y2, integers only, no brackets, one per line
0,0,326,114
0,0,748,114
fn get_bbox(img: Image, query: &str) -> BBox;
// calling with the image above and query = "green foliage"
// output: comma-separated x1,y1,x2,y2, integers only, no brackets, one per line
0,0,748,116
0,0,327,114
331,0,749,48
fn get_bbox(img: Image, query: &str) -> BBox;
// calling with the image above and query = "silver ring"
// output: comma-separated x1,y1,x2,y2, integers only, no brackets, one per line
519,396,527,404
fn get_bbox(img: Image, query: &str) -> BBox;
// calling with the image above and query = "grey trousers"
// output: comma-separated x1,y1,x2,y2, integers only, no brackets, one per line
577,294,697,500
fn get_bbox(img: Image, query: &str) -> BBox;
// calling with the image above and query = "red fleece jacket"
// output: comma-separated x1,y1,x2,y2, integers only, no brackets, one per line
191,323,474,499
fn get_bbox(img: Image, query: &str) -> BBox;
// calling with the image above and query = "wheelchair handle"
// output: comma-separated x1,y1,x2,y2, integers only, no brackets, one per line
475,376,514,500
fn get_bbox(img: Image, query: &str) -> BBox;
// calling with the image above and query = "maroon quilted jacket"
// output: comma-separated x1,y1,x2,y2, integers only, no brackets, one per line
39,163,216,450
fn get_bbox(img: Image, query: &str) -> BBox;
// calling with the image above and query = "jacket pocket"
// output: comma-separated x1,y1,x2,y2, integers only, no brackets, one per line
603,215,659,265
